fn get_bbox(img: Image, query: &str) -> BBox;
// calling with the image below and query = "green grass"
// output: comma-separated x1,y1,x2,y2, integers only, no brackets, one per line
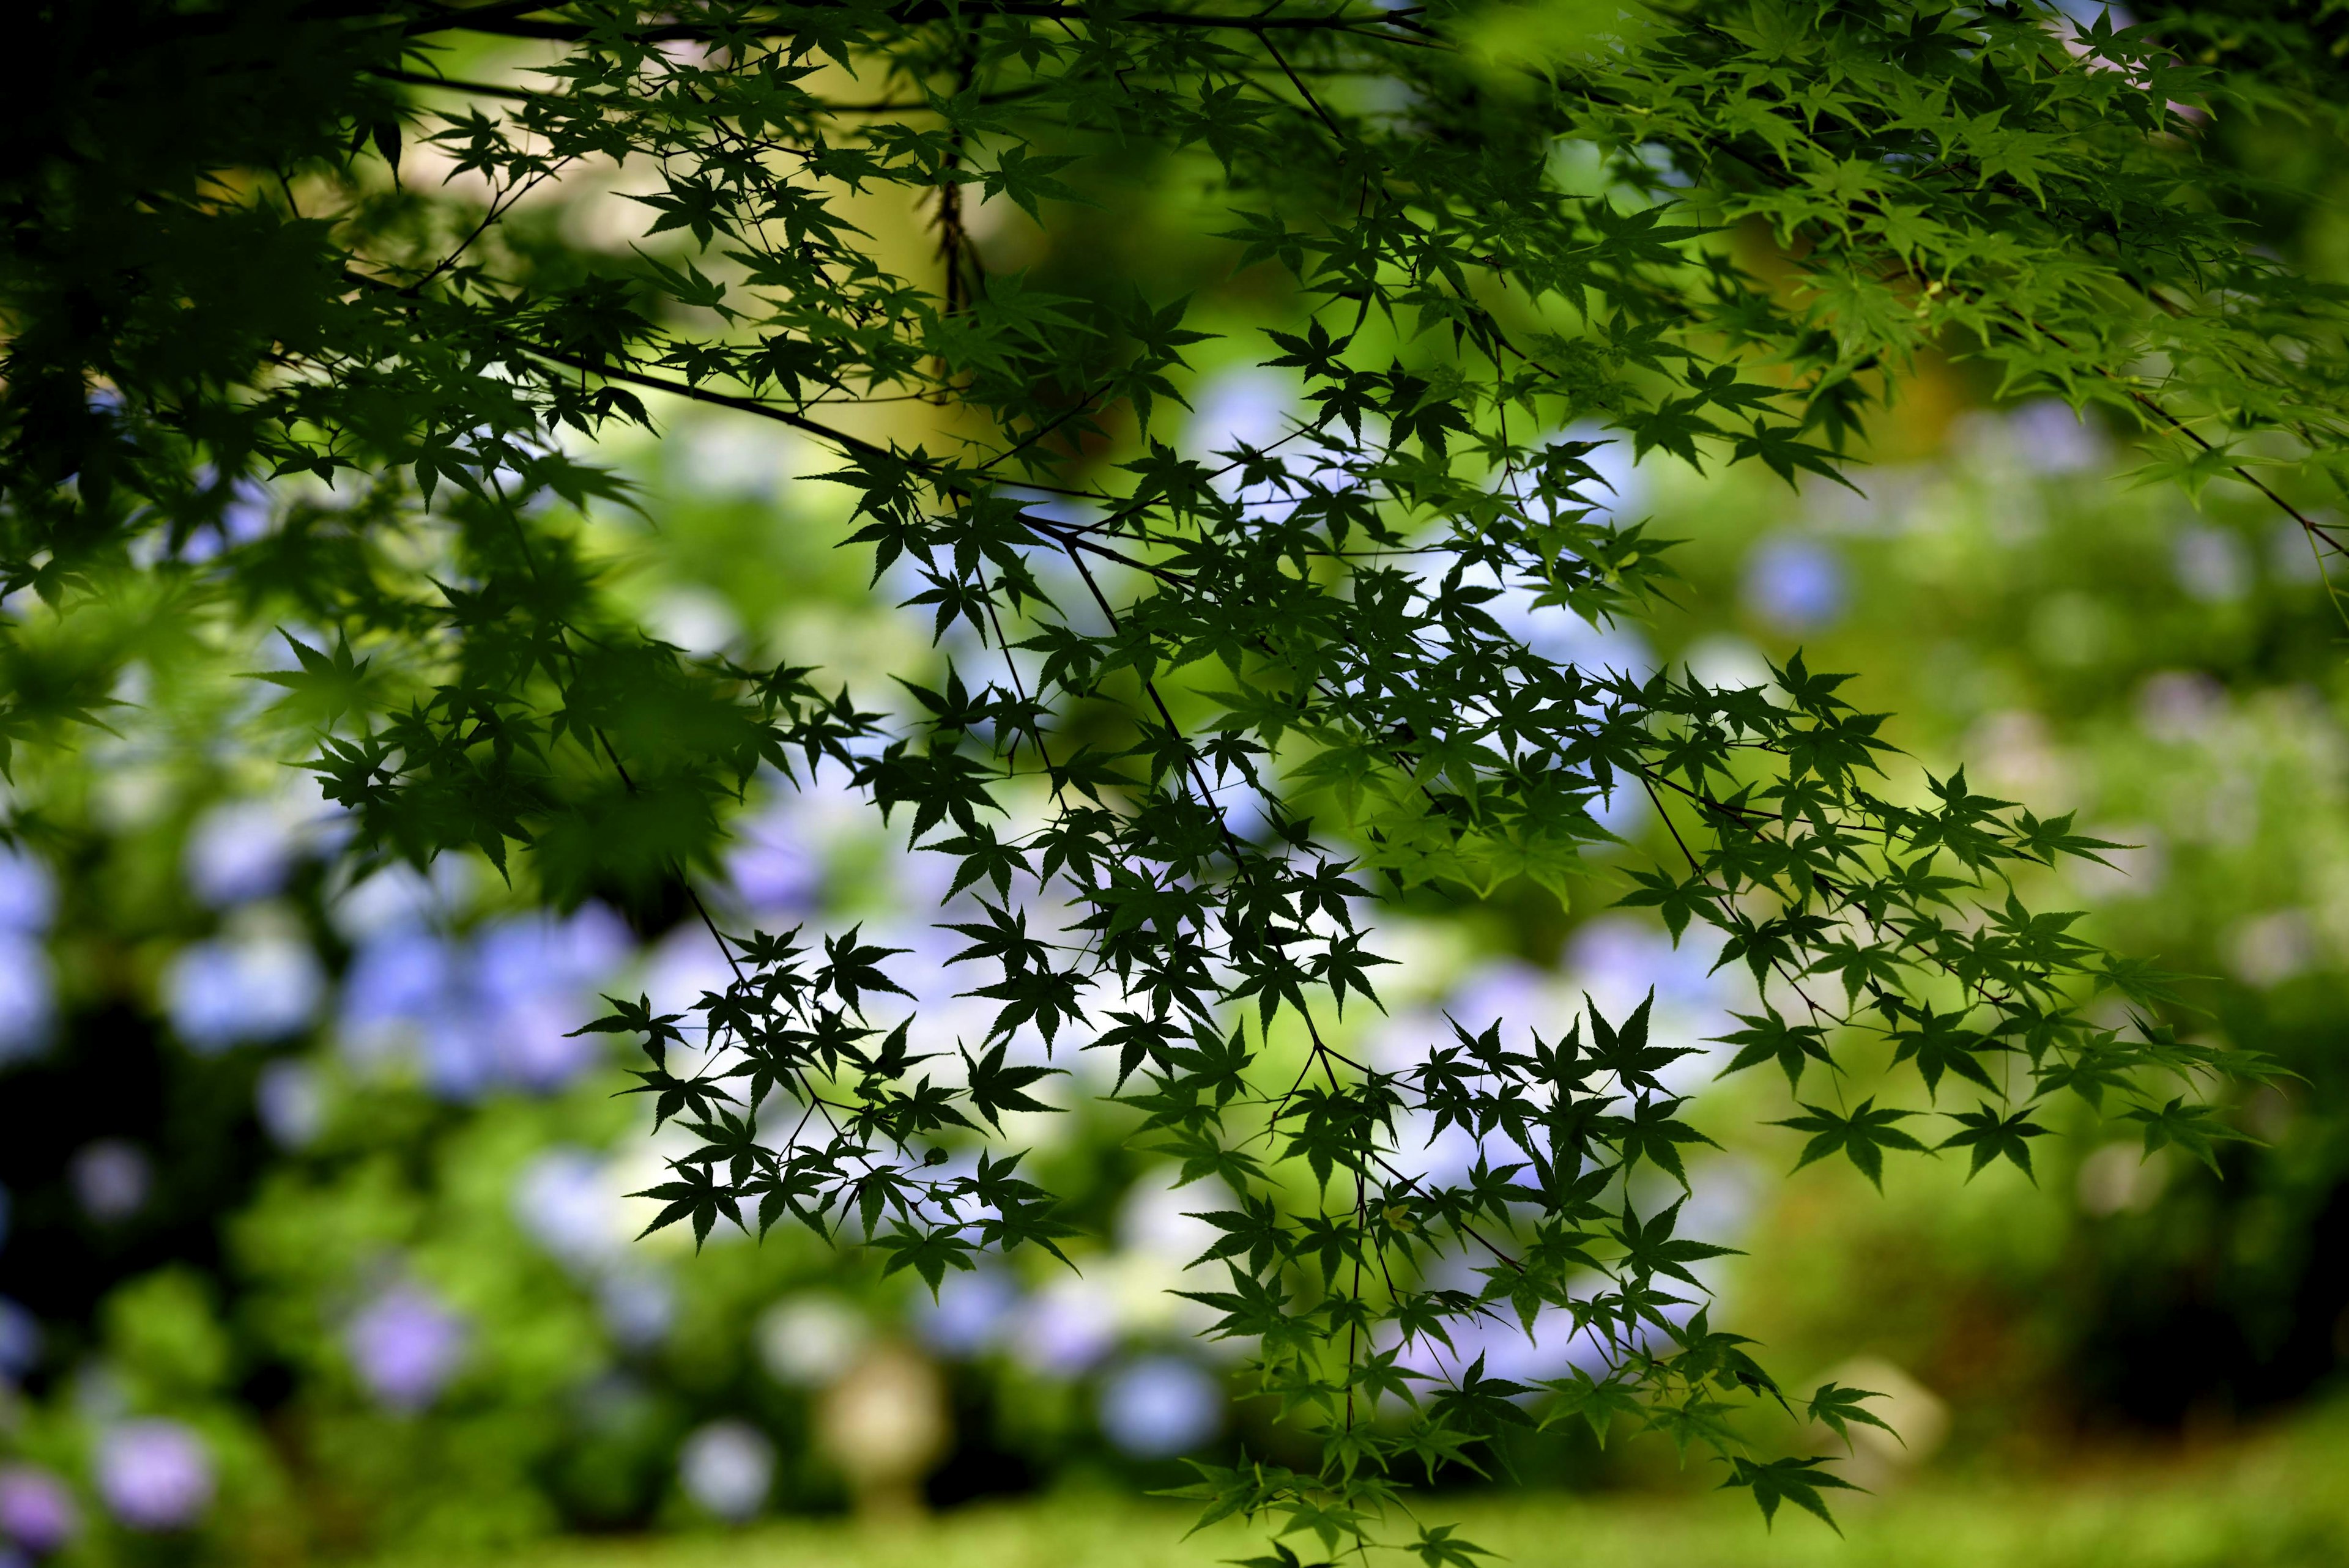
425,1405,2349,1568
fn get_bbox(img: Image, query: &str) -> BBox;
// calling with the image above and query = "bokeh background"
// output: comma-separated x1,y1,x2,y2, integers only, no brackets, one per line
4,374,2347,1566
9,26,2349,1567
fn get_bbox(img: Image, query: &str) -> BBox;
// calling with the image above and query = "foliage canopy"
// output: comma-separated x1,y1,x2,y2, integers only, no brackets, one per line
5,0,2342,1556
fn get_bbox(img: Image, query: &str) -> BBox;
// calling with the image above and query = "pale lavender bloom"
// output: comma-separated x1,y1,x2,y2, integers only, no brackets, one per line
0,934,53,1065
1555,429,1644,517
220,482,276,543
95,1420,213,1531
1383,1108,1486,1191
462,908,633,1096
0,1465,76,1555
2008,399,2102,475
1585,780,1648,842
69,1141,151,1225
1481,572,1657,676
420,1016,499,1102
1565,916,1720,1013
344,919,617,1098
0,845,51,1063
512,1148,620,1271
494,992,600,1091
2137,670,2226,744
1097,1358,1222,1458
339,931,455,1030
678,1421,773,1522
1008,1278,1119,1375
1743,534,1847,633
641,923,738,1027
1390,1300,1612,1389
346,1283,467,1413
1184,368,1294,467
596,1270,677,1352
472,907,630,1011
183,801,301,908
337,931,478,1092
912,1270,1020,1359
724,808,822,912
1444,962,1554,1054
254,1062,325,1148
168,477,273,564
1675,1159,1761,1268
327,861,471,941
0,848,55,932
0,1298,36,1378
2173,525,2251,604
165,936,324,1052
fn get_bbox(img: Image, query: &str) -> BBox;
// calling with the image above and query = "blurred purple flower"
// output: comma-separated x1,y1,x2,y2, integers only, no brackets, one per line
1392,1301,1612,1388
2008,399,2102,475
1097,1358,1222,1458
724,805,822,912
678,1420,773,1522
0,1298,37,1378
183,801,300,908
912,1270,1020,1359
0,849,52,1062
419,1016,499,1101
95,1420,213,1531
0,934,54,1065
340,931,456,1031
472,908,630,1012
1383,1109,1487,1191
0,1465,76,1556
2173,525,2251,604
327,862,470,941
1443,962,1555,1054
513,1148,620,1271
338,908,634,1099
597,1270,677,1352
255,1062,326,1148
1565,916,1721,1014
163,478,273,564
0,848,54,933
1585,780,1647,841
1743,534,1847,633
165,936,323,1052
346,1283,467,1413
1184,368,1293,464
1674,1158,1761,1260
1481,578,1656,675
1008,1278,1118,1376
494,993,601,1091
69,1141,151,1225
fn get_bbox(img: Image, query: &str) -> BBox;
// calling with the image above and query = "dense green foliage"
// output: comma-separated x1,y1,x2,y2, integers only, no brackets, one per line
7,0,2346,1559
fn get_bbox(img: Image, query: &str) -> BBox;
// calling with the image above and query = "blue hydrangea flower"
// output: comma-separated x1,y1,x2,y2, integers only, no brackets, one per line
1097,1357,1223,1458
95,1421,212,1532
